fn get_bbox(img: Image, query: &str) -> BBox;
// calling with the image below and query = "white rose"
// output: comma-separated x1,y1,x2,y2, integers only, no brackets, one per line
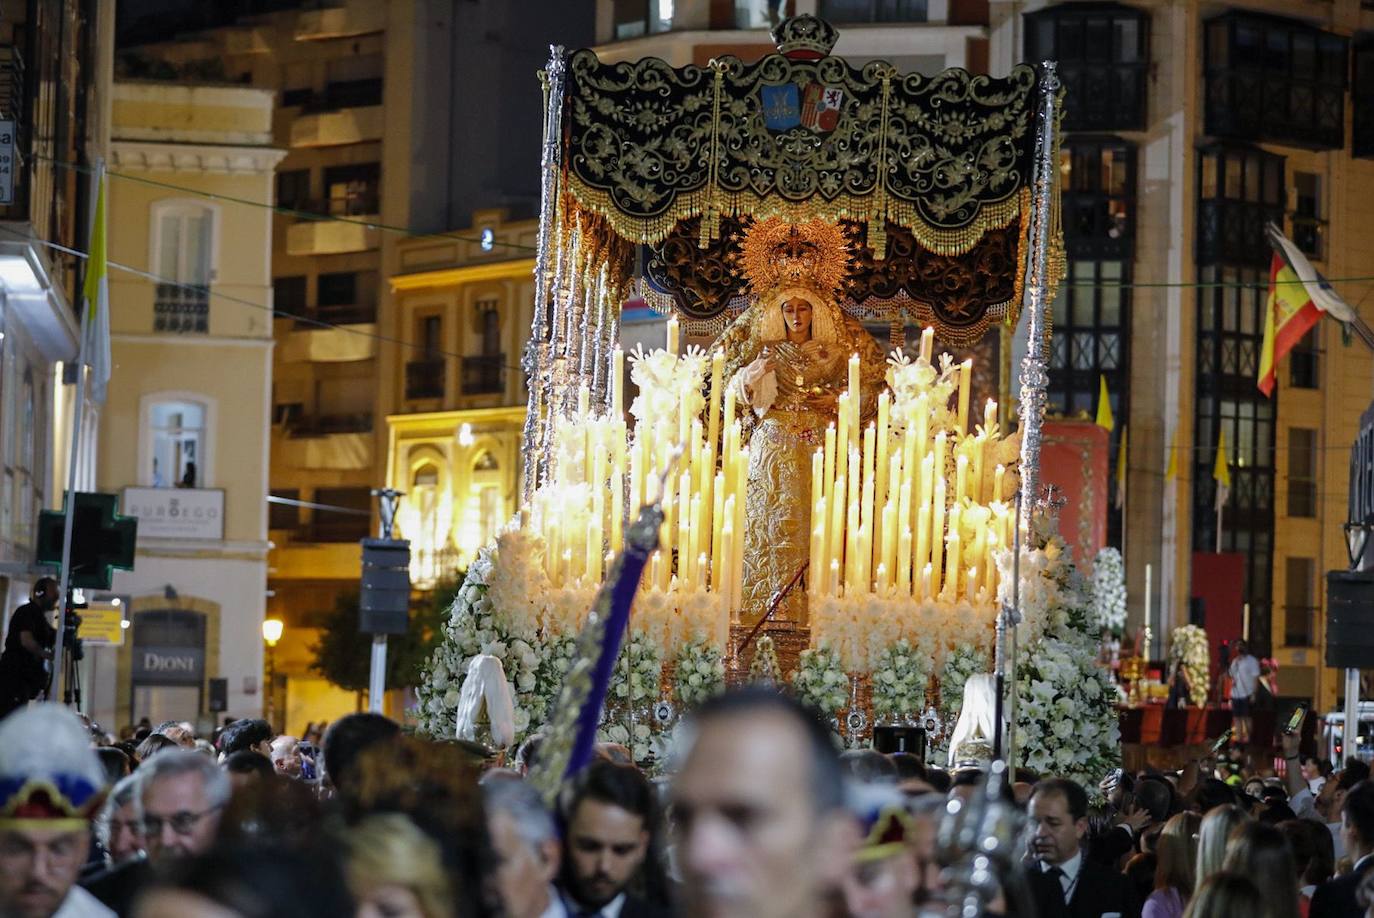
442,688,460,708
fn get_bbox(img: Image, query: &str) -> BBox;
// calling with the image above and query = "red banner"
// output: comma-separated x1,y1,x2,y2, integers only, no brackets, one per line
1040,419,1109,568
1191,551,1246,680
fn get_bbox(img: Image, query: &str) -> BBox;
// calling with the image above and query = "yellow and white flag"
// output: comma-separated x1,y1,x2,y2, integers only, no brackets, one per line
80,163,110,404
1213,430,1231,511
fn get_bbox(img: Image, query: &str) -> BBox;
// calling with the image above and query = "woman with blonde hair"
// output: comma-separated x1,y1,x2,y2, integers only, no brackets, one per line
1183,872,1265,918
342,813,456,918
1145,811,1202,918
1194,803,1247,887
1222,820,1300,918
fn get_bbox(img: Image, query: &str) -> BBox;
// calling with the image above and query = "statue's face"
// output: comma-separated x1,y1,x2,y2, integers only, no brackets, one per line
781,297,813,337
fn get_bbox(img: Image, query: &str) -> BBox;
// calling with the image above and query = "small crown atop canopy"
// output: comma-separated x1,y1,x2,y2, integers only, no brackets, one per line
738,218,852,298
770,15,839,60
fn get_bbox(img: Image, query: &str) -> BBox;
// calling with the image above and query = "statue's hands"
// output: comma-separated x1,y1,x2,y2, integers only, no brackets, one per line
746,355,775,376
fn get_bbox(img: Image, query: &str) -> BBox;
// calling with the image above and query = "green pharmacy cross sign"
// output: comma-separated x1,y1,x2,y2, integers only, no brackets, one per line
36,492,138,590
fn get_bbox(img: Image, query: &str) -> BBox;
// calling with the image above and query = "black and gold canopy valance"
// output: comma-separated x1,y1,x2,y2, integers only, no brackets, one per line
566,48,1040,258
541,14,1062,347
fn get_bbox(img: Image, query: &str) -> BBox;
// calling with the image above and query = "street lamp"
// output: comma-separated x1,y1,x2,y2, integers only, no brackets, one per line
262,618,283,728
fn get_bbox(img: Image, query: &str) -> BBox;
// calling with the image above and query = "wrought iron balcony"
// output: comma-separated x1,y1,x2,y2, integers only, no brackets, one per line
406,359,446,399
154,283,210,333
461,355,504,395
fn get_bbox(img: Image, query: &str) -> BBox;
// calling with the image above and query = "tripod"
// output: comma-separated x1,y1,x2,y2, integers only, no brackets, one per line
57,589,85,709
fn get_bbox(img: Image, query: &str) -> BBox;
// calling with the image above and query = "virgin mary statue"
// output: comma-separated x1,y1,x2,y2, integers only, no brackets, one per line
716,219,886,624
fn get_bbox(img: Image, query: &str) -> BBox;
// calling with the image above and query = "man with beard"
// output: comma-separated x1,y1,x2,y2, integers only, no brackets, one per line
558,759,670,917
0,704,113,918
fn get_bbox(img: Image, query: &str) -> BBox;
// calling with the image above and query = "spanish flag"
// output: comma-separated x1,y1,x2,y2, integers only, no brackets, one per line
1256,251,1320,397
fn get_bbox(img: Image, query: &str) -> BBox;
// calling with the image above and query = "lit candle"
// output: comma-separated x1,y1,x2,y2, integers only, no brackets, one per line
993,464,1005,504
933,431,947,485
860,470,875,589
612,346,625,418
829,476,846,596
876,391,890,527
666,315,679,355
955,454,968,504
944,506,962,600
957,359,972,435
930,476,945,601
836,393,850,500
719,514,734,611
689,494,702,584
876,561,889,595
846,499,861,593
723,388,736,449
984,398,997,434
587,492,604,584
966,566,978,602
919,326,934,363
650,551,662,593
898,481,913,588
897,526,912,594
578,383,591,419
830,558,841,596
848,354,861,422
610,470,623,553
862,424,876,573
823,424,837,505
970,433,985,505
711,471,726,591
921,563,932,602
881,501,897,584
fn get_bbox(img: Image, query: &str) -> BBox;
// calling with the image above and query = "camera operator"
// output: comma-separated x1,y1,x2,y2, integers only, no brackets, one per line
0,577,60,719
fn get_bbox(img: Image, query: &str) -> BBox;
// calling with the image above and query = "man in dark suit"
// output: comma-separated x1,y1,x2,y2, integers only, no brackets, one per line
558,759,673,918
1027,777,1139,918
1310,779,1374,918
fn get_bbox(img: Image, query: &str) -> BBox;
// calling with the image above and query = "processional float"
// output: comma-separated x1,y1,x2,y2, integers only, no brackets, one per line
518,6,1061,743
510,16,1064,904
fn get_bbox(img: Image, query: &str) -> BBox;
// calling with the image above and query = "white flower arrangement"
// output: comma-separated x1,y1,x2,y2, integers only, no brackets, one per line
1169,624,1210,707
791,643,850,714
1090,547,1128,637
1008,513,1121,786
872,637,935,719
674,639,726,708
810,592,996,674
610,630,663,707
415,542,543,742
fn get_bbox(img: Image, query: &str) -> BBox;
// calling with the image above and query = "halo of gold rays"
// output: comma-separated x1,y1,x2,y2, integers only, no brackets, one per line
736,217,853,298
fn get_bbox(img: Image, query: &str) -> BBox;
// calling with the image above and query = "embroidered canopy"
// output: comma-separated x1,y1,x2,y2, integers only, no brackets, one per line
549,14,1062,342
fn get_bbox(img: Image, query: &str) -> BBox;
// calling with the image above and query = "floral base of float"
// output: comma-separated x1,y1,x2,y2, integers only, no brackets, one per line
415,506,1119,787
416,338,1115,783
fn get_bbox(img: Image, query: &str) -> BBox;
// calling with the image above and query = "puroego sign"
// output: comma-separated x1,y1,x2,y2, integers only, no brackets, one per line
122,487,224,539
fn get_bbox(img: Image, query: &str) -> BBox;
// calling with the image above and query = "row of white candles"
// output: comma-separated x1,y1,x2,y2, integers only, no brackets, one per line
529,317,1013,611
808,327,1015,605
530,317,750,611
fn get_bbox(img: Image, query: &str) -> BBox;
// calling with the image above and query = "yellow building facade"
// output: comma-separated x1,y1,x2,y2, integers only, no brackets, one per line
384,212,538,582
81,80,283,732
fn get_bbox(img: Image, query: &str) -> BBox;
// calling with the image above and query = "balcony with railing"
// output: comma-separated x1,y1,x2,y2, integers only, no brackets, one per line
285,196,380,255
461,355,505,395
154,283,210,333
288,100,383,148
406,359,446,400
287,412,373,437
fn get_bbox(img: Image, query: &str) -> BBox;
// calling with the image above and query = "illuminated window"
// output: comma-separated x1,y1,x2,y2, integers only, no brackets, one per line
147,400,206,488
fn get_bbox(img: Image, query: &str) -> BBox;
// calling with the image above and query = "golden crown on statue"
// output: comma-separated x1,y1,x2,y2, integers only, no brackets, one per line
737,217,853,297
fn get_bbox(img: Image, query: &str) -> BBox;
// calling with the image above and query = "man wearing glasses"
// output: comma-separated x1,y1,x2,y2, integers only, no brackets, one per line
137,750,229,861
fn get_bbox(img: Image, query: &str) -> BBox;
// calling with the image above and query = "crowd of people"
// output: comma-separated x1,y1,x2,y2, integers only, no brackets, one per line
3,690,1374,918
